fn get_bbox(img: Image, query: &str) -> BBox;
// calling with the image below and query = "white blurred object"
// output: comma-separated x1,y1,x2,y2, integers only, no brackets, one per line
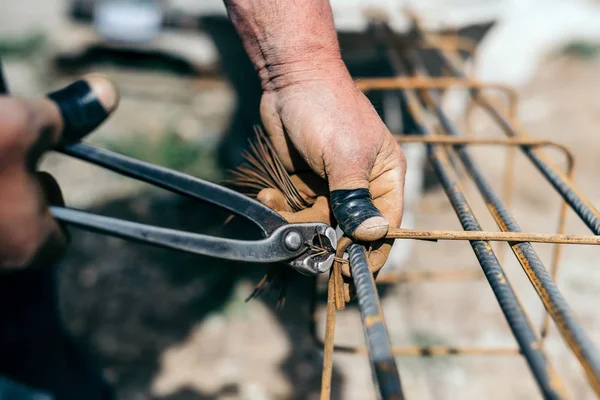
94,0,163,43
443,0,600,119
171,0,511,32
475,0,600,87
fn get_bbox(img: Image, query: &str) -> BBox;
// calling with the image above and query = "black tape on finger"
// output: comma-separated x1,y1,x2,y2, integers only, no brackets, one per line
47,80,108,145
330,188,383,237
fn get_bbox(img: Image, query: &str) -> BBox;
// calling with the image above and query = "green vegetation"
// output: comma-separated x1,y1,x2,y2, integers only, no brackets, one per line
101,130,223,181
0,32,47,58
410,330,448,348
404,330,453,368
560,40,600,60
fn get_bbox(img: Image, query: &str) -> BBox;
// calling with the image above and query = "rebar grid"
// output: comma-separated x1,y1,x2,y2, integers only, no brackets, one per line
315,18,600,400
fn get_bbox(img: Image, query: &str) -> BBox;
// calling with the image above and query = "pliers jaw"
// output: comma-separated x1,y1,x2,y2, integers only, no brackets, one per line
286,224,337,276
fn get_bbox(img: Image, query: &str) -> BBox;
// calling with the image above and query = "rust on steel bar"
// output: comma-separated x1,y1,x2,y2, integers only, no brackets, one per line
356,76,518,119
425,135,568,399
425,144,567,399
314,315,526,358
348,243,404,400
312,270,528,358
393,126,575,345
369,21,568,399
416,25,600,237
393,135,575,166
543,170,573,340
411,32,575,344
320,272,337,400
400,39,600,396
387,228,600,245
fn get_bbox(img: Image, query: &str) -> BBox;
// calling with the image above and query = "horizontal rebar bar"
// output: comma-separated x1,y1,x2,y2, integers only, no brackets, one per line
427,143,567,400
371,21,568,399
402,39,600,397
327,344,519,357
418,27,600,237
387,229,600,245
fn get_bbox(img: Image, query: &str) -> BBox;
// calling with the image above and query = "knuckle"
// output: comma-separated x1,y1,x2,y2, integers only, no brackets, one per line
377,138,407,182
394,145,408,171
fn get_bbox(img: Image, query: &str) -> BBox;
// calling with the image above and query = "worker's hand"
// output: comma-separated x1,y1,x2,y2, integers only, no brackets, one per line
256,60,406,272
0,76,118,269
225,0,406,271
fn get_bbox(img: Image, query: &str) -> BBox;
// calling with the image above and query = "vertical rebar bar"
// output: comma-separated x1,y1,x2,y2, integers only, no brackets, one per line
428,144,567,399
369,21,568,399
423,33,600,236
320,273,337,400
402,42,600,396
348,243,405,400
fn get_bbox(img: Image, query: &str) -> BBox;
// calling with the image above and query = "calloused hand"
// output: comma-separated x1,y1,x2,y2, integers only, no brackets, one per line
0,76,118,269
255,61,406,272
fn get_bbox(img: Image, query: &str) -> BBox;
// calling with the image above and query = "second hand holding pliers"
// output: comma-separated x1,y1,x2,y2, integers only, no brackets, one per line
39,78,338,276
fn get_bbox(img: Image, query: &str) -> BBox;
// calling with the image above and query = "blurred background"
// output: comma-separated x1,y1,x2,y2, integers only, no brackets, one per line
2,0,600,398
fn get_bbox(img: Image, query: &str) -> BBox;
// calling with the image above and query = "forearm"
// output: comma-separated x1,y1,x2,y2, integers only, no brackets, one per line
223,0,347,90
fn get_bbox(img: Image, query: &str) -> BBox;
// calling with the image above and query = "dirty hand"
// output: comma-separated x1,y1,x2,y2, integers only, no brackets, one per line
0,76,118,269
225,0,406,271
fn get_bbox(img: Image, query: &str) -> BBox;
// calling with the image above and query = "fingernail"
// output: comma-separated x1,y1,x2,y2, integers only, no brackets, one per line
354,216,389,241
48,75,119,144
84,74,120,113
330,188,386,240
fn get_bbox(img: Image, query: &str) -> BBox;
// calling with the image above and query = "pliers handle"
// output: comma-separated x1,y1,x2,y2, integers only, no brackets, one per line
53,143,337,275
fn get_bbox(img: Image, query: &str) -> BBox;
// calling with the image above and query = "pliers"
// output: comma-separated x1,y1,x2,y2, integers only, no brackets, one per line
0,66,337,276
52,142,338,276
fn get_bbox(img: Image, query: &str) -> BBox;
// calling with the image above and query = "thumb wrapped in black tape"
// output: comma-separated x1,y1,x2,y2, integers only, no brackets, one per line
47,78,117,145
330,188,389,241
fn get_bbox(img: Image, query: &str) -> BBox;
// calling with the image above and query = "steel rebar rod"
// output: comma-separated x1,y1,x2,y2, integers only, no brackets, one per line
320,273,337,400
387,228,600,245
348,243,404,400
426,143,567,399
369,21,568,399
403,45,600,396
417,29,600,236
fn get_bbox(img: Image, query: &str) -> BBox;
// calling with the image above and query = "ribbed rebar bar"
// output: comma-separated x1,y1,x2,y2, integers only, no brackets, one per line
419,31,600,236
402,45,600,396
370,21,568,399
386,228,600,245
348,243,404,400
429,144,567,399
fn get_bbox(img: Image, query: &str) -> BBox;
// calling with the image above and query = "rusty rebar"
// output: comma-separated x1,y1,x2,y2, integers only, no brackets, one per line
386,228,600,245
320,272,337,400
356,76,518,119
348,243,404,400
370,20,569,399
416,24,600,237
400,36,600,397
426,144,568,399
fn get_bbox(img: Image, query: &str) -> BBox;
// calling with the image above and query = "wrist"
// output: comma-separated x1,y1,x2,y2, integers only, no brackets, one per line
257,55,348,92
224,0,346,91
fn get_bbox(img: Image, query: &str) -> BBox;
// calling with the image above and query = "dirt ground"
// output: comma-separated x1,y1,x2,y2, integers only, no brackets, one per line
3,3,600,400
